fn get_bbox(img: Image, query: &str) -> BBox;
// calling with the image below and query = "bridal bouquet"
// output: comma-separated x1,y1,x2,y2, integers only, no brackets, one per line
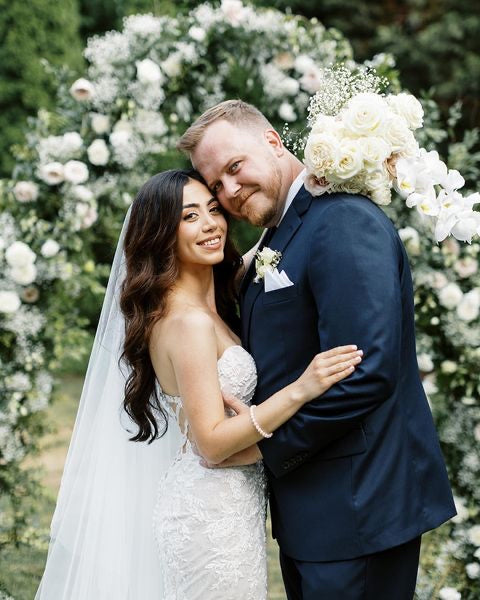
303,66,480,243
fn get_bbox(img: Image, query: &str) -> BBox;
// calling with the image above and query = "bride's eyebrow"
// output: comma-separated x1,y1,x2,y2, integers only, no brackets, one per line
182,198,217,209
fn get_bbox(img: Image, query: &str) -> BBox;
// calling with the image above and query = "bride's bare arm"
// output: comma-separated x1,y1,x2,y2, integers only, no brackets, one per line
157,310,362,465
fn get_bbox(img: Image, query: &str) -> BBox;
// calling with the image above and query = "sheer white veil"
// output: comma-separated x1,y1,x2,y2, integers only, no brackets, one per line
35,206,183,599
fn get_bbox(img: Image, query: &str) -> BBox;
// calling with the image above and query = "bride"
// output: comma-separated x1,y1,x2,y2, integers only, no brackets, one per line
36,169,362,599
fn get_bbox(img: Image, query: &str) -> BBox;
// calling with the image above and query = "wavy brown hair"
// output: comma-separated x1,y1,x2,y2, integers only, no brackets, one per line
119,169,242,443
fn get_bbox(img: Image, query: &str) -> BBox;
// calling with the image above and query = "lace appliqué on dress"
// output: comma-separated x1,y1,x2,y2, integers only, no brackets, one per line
153,346,268,600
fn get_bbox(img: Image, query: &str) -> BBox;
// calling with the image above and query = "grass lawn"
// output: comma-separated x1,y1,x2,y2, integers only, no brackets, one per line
0,374,286,600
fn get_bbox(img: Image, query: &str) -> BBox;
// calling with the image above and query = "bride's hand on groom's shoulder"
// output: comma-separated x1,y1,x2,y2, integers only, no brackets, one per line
293,345,363,404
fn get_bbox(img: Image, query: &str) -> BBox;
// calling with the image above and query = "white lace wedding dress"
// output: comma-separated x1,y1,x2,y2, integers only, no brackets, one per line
153,345,268,600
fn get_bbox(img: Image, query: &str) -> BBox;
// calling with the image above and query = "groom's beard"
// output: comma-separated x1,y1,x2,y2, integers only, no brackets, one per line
236,165,283,227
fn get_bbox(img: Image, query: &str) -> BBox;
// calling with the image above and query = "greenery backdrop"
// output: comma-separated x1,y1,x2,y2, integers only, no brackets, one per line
0,2,479,599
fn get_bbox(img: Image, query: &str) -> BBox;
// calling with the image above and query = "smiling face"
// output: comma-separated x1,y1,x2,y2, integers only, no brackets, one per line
191,120,286,227
176,178,228,269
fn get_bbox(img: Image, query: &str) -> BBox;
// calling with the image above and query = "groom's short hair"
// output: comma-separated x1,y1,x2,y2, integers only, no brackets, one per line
177,100,272,154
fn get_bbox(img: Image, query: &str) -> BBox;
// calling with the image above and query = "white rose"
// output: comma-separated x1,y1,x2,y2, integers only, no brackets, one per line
87,139,110,166
304,133,339,176
278,102,296,122
358,136,391,171
64,160,89,184
70,78,95,102
72,185,94,202
0,291,21,313
398,226,420,256
257,247,277,263
136,58,163,85
364,170,392,206
382,114,416,154
304,173,332,196
438,282,463,309
387,93,424,130
417,353,434,373
311,115,342,135
441,360,457,375
161,53,182,78
468,525,480,546
330,139,364,182
466,563,480,579
454,257,478,279
62,132,83,153
13,181,39,203
439,587,461,600
456,289,480,322
342,93,388,137
38,162,65,185
189,26,206,41
41,239,60,258
6,241,36,267
10,263,37,286
90,113,111,134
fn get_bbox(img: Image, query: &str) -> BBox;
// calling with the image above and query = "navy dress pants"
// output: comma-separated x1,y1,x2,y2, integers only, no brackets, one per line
279,536,421,600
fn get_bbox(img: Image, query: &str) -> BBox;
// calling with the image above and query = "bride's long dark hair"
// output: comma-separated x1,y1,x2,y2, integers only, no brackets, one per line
119,169,242,443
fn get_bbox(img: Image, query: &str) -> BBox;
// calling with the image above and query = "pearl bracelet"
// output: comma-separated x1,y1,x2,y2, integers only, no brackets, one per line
249,405,273,439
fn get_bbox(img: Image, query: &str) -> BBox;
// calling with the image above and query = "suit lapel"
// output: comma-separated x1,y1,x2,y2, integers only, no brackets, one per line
241,186,312,349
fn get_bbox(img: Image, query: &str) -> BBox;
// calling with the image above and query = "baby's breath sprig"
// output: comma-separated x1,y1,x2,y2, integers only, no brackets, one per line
307,64,389,125
281,123,307,156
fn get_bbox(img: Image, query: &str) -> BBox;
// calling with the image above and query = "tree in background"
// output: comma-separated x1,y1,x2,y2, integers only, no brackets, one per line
0,0,84,177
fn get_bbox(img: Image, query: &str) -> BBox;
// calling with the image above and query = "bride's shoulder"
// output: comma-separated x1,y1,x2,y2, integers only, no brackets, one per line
157,307,216,346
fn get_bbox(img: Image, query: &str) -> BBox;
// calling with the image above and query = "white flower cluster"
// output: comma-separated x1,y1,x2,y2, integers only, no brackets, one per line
254,247,282,282
304,67,480,244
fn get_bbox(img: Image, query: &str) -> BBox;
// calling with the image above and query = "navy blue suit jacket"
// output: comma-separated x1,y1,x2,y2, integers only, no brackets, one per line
240,188,455,562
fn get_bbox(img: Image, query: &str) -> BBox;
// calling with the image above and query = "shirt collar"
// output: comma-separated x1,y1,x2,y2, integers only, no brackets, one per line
278,168,306,225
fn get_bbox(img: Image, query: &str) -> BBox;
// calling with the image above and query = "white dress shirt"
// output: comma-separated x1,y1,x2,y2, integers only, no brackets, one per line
278,168,306,225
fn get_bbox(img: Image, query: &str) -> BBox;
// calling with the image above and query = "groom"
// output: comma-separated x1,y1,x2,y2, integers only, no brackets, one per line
178,100,456,599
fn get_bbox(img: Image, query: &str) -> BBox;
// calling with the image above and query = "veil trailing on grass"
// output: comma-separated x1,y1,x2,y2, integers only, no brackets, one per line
35,206,183,599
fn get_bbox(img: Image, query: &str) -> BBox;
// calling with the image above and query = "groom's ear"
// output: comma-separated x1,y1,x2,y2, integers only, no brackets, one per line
264,129,284,157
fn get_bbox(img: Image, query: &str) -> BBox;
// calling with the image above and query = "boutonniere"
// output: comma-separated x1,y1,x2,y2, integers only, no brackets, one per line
254,247,282,283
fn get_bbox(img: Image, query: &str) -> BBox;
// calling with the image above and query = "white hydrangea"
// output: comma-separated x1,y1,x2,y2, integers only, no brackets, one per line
5,372,31,392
